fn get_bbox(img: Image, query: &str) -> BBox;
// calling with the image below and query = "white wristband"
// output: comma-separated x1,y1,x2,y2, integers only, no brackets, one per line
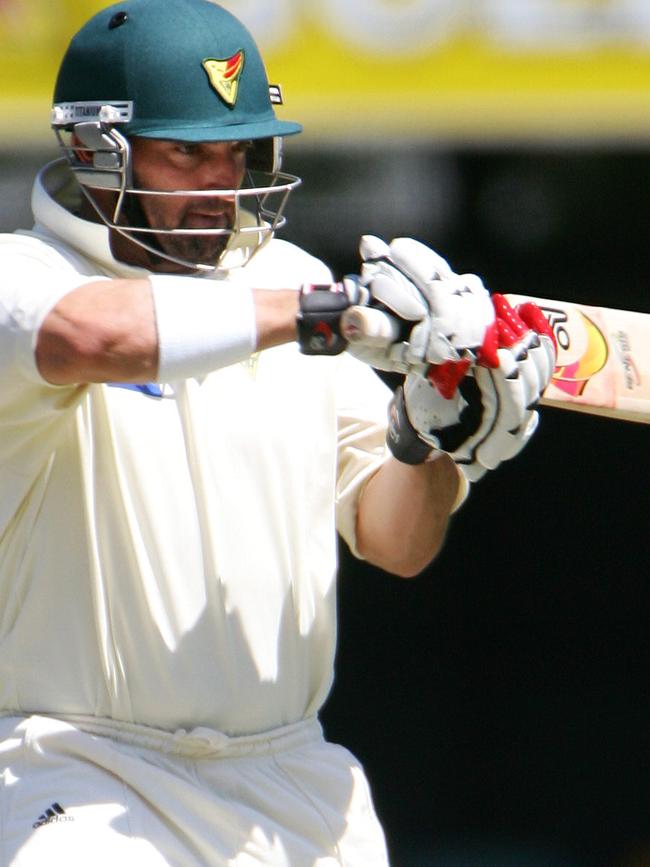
149,275,257,381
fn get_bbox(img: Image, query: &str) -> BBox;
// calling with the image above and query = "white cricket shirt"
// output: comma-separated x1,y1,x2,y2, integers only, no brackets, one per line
0,161,392,736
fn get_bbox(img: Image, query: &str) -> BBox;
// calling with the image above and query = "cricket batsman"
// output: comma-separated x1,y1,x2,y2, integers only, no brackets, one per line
0,1,555,864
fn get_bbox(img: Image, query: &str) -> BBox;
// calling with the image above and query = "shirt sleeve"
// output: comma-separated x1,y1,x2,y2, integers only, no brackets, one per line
334,352,393,558
0,237,95,490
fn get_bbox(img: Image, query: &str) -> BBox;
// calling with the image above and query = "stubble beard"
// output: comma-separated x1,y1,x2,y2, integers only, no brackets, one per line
140,195,236,268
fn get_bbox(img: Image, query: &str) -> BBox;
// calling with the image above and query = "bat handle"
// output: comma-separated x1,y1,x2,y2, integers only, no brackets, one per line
340,306,399,346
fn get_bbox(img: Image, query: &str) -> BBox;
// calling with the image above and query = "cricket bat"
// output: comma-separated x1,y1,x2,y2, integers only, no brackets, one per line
342,297,650,424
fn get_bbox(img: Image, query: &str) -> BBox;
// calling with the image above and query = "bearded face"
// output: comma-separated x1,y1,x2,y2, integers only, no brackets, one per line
127,184,238,268
81,136,249,272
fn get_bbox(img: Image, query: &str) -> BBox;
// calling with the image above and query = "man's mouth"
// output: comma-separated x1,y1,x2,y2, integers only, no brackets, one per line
182,205,233,231
183,213,228,229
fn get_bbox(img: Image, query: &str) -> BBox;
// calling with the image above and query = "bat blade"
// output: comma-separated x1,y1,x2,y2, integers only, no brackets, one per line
505,294,650,424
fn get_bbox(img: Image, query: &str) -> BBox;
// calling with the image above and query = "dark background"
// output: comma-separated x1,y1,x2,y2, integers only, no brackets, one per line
284,147,650,867
2,145,649,866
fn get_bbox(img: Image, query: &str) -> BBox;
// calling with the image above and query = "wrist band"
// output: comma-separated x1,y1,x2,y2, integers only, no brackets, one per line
297,283,350,356
386,385,435,465
149,275,256,381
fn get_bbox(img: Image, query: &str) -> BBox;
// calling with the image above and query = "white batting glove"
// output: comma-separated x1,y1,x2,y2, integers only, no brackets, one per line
386,296,557,481
345,235,497,377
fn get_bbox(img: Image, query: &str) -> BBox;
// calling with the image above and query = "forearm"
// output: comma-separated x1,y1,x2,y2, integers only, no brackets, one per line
355,452,461,578
36,279,157,384
36,277,299,385
252,285,300,350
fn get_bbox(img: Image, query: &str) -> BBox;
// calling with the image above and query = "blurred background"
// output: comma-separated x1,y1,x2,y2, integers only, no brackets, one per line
1,1,649,864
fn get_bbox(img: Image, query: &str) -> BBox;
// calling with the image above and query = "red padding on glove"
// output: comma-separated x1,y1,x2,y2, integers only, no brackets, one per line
492,293,528,338
427,358,472,399
515,302,558,352
475,319,499,369
495,317,519,349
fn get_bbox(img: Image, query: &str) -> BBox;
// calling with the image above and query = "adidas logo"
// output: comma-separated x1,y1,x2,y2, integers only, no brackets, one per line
33,802,74,829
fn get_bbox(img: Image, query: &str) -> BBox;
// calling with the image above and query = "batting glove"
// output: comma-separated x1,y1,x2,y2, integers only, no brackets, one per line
344,235,498,384
387,296,557,481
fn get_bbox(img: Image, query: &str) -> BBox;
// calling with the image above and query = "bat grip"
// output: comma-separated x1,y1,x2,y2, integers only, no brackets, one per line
340,306,400,346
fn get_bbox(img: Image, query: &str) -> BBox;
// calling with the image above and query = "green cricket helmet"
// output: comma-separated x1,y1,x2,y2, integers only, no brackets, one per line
51,0,302,271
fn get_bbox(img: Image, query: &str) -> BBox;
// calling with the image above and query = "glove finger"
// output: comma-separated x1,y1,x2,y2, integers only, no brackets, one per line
477,425,521,468
359,261,379,286
388,237,455,283
450,355,526,471
449,272,493,326
492,294,557,381
358,236,393,286
493,348,528,428
509,409,540,458
515,301,557,355
359,234,392,261
517,333,555,401
468,375,520,471
339,274,368,307
449,369,498,464
493,313,553,404
426,333,461,366
346,344,388,368
536,333,557,384
404,320,428,365
347,343,411,374
388,342,416,373
367,271,428,321
476,407,539,469
404,319,460,366
513,341,543,409
492,293,530,340
427,277,494,350
474,356,535,469
459,463,488,483
459,275,496,346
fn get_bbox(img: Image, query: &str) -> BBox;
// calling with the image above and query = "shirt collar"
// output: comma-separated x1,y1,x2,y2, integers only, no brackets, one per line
31,160,150,279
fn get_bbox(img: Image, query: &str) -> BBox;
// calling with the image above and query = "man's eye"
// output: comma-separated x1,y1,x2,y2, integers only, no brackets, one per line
176,144,197,156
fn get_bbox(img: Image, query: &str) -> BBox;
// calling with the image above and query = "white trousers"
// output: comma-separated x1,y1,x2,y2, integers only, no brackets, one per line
0,715,389,866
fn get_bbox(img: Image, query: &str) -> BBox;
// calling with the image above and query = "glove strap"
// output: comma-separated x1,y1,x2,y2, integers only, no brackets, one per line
386,385,436,465
297,283,351,356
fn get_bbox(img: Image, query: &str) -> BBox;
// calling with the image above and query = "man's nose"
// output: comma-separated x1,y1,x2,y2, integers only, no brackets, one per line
196,150,243,191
